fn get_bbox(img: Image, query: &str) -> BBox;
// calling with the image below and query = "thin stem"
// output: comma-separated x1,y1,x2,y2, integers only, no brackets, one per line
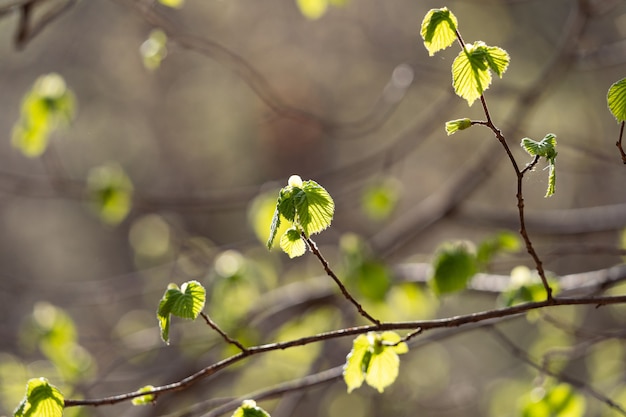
301,233,381,326
200,312,248,353
616,121,626,164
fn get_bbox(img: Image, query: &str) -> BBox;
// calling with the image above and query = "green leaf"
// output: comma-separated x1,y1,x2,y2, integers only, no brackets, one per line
445,118,472,135
294,180,335,236
157,280,206,344
140,29,168,70
343,332,408,394
520,383,586,417
452,42,509,106
12,73,76,158
158,0,184,8
87,163,134,225
279,227,307,258
608,77,626,122
296,0,328,19
14,377,64,417
131,385,155,406
520,134,558,197
421,8,458,56
430,242,477,295
500,266,560,307
231,400,271,417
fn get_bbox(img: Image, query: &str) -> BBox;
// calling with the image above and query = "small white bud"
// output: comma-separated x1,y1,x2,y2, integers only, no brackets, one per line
288,175,303,188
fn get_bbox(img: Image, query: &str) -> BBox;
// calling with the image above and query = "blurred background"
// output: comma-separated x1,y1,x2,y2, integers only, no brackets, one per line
1,0,626,416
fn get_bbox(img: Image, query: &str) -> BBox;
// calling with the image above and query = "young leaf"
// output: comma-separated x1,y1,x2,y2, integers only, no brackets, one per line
14,377,64,417
608,77,626,122
520,133,558,197
445,118,472,135
87,163,134,225
232,400,271,417
279,227,307,258
157,281,206,344
421,7,458,56
452,42,510,106
12,73,76,158
293,180,335,236
430,242,477,295
131,385,155,406
343,332,408,394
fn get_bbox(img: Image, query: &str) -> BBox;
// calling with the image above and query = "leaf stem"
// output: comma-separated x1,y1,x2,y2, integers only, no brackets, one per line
301,233,381,326
616,121,626,164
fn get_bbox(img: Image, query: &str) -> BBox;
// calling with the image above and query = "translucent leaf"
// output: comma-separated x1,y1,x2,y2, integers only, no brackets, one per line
520,134,558,197
430,242,477,295
343,334,370,393
158,0,184,8
296,0,328,20
131,385,155,406
157,281,206,344
249,191,290,249
421,7,458,56
608,77,626,122
520,383,586,417
294,180,334,236
87,163,133,225
140,29,167,70
12,73,76,158
452,42,509,106
279,227,306,258
445,118,472,135
343,332,407,394
14,378,64,417
231,400,271,417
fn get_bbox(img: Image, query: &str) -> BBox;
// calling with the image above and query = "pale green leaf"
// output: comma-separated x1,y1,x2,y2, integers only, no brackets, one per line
231,400,271,417
158,0,184,8
14,378,64,417
343,334,370,393
296,0,328,20
546,160,556,198
421,7,458,56
445,118,472,135
520,134,558,197
608,77,626,122
87,163,134,225
279,227,306,258
452,42,509,106
430,242,477,295
365,344,400,393
294,180,334,236
157,281,206,343
380,331,409,354
131,385,155,406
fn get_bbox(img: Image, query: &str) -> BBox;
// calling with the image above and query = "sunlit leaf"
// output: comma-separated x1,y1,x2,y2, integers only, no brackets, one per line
87,163,134,225
158,0,184,8
279,227,306,258
445,118,472,136
344,332,408,393
430,242,477,295
520,134,558,197
421,8,458,56
296,0,328,20
520,383,585,417
343,334,370,393
608,77,626,122
131,385,155,406
12,73,76,158
500,266,560,307
294,180,335,236
157,281,206,344
140,29,168,70
231,400,271,417
14,378,64,417
452,42,509,106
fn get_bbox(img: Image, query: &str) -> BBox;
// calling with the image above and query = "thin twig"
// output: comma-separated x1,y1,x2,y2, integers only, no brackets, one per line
488,327,626,416
199,312,248,353
302,233,380,326
64,294,626,407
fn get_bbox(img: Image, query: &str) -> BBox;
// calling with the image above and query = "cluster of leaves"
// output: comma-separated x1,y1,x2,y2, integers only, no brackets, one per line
521,134,558,197
266,175,335,258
